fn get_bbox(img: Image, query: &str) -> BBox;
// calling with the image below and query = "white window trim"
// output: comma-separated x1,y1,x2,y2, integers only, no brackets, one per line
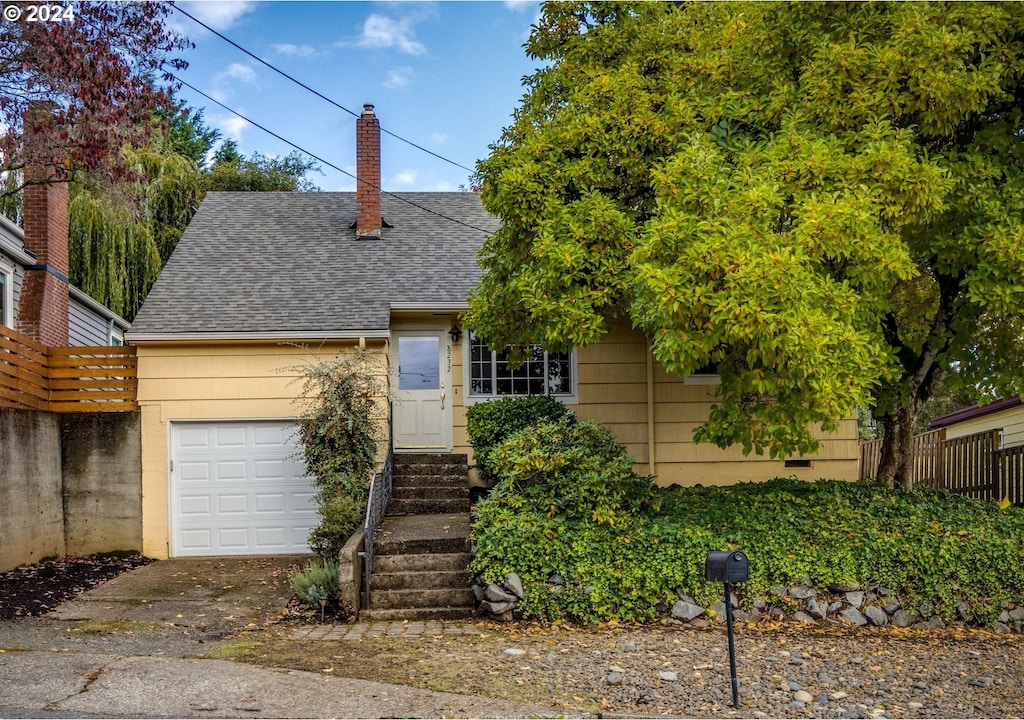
462,332,579,405
0,257,13,328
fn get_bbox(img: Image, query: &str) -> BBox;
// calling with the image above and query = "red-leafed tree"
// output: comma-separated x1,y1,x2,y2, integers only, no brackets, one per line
0,1,189,195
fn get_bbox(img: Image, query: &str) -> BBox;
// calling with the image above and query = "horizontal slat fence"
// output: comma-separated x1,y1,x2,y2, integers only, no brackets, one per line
0,327,50,410
0,326,137,413
860,427,1023,505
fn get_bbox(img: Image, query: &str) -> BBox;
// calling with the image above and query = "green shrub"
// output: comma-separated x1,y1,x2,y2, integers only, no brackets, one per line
290,559,340,610
291,351,381,560
472,468,1024,625
306,490,364,560
466,395,575,479
486,418,661,525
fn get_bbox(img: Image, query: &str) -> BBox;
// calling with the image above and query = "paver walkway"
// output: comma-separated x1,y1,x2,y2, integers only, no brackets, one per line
289,620,480,641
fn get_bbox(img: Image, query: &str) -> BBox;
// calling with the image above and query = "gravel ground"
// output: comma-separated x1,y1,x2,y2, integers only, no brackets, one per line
468,621,1024,718
3,555,1023,718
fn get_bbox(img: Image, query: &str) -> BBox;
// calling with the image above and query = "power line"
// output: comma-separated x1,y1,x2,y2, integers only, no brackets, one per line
171,74,494,236
169,2,477,174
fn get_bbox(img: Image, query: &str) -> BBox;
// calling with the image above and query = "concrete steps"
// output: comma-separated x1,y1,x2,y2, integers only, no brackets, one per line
362,471,475,621
389,453,470,515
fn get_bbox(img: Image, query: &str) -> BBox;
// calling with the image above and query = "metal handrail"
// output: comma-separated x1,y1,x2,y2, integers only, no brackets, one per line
362,445,393,608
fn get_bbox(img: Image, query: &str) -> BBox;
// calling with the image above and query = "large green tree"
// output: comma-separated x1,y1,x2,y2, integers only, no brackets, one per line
468,2,1024,489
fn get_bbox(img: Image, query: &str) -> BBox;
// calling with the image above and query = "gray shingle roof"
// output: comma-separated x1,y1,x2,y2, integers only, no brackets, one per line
129,192,498,338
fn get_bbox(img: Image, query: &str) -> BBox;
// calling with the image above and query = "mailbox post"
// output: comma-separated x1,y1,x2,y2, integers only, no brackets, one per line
705,550,749,708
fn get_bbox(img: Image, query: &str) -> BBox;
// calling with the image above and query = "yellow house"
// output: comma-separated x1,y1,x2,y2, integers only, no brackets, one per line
128,105,857,560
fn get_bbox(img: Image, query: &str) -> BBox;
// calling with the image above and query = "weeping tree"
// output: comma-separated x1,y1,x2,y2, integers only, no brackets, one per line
69,144,202,319
468,1,1024,490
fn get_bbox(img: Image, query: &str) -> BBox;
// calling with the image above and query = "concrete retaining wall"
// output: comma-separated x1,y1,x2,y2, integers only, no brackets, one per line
0,408,142,572
61,412,142,556
0,408,66,570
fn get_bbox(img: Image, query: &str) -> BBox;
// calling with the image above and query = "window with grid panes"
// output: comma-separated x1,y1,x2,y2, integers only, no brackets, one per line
468,329,573,397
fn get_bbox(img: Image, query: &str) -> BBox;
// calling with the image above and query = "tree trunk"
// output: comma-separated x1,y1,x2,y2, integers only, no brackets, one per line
875,401,922,491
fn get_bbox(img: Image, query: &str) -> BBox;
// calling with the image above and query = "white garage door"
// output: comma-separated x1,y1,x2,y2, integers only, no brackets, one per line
170,421,316,557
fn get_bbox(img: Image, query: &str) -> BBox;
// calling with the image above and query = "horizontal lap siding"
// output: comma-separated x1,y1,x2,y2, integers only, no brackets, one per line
445,322,858,486
136,341,388,558
68,298,110,346
943,405,1024,449
578,324,858,486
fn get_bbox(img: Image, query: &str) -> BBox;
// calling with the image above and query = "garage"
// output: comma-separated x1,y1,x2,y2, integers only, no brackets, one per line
170,421,316,557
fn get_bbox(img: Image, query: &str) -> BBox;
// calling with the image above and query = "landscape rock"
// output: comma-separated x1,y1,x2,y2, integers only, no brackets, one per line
472,584,485,603
845,591,865,608
883,597,901,614
865,606,888,627
505,573,524,600
790,586,816,600
710,602,728,623
830,582,860,593
914,616,945,631
1009,606,1024,622
547,573,563,585
675,591,698,604
482,600,515,615
793,611,815,624
841,608,868,626
807,597,828,619
485,584,517,604
892,610,911,628
606,672,623,685
671,601,705,622
659,671,679,682
794,690,814,704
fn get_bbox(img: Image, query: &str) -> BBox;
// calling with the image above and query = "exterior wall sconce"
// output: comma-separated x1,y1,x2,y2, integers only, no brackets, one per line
449,323,463,343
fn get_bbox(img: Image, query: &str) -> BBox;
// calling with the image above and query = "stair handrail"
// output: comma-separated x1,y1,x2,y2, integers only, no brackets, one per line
363,444,394,609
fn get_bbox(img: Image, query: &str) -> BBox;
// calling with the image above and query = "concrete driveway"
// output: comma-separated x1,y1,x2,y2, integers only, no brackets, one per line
0,556,566,718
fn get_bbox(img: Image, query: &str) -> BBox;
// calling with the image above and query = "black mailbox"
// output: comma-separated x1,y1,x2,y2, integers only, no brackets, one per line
705,550,749,583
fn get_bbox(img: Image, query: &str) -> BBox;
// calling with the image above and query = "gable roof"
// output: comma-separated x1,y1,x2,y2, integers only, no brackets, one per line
128,191,498,340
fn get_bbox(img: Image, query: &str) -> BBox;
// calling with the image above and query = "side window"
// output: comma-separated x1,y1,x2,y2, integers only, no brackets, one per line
467,329,574,399
0,259,13,327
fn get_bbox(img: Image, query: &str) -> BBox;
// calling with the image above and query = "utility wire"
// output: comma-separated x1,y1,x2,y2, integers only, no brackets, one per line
170,2,477,174
171,74,494,236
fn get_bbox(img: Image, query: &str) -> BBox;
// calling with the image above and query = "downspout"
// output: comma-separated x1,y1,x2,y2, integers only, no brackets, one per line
647,337,656,476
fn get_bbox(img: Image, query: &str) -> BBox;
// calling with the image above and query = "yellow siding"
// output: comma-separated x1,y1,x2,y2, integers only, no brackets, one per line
943,404,1024,448
136,340,388,558
451,321,857,486
139,320,859,557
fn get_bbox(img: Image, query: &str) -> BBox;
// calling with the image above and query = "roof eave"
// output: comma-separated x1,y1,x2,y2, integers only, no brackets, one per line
127,329,391,343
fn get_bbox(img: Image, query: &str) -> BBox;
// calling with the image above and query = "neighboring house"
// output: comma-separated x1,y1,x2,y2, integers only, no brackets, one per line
930,397,1024,449
128,104,858,560
1,199,129,347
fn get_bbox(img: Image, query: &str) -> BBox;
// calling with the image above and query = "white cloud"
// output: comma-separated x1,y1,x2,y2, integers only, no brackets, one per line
217,115,250,141
392,170,418,186
219,62,259,85
428,132,448,146
430,181,455,191
503,1,537,12
357,14,427,55
384,67,415,89
273,43,316,58
168,1,258,35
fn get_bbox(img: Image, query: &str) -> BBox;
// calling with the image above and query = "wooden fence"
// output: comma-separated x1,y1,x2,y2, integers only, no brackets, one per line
860,428,1024,504
0,325,137,413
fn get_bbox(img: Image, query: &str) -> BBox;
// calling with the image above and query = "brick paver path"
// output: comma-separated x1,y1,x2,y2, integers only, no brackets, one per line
288,621,481,641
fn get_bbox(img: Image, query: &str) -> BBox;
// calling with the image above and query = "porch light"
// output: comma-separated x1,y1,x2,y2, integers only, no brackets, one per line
449,322,463,343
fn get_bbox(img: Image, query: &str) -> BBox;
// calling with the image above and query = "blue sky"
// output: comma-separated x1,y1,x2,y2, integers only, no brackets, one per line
167,1,544,192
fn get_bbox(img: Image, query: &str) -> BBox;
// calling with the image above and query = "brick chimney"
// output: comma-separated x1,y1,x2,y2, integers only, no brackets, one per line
18,103,70,346
355,103,382,239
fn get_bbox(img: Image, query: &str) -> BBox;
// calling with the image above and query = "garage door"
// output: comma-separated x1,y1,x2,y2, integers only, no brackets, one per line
170,421,316,556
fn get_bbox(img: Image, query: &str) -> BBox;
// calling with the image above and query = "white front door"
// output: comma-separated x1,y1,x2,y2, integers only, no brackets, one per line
392,329,451,451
